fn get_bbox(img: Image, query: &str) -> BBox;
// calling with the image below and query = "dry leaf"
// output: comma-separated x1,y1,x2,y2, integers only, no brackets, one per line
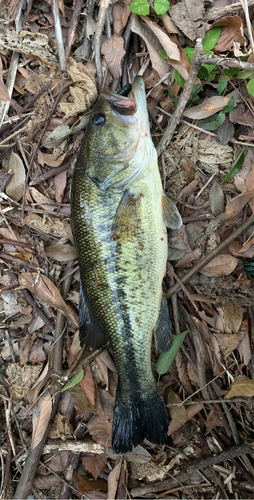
167,388,187,426
200,254,238,277
187,362,199,387
27,349,53,404
59,58,97,118
82,455,108,481
113,2,130,35
101,35,125,80
168,403,203,435
185,0,204,21
213,330,244,358
223,300,243,333
131,15,170,83
74,472,108,493
237,320,251,366
183,96,230,119
18,273,79,328
221,191,254,225
0,29,58,68
0,58,10,101
207,409,223,429
225,376,254,398
212,16,245,52
170,0,202,40
32,392,52,450
54,169,67,204
6,151,26,201
30,187,53,211
79,364,96,406
37,151,66,167
24,213,70,237
107,458,123,500
86,415,112,447
229,103,254,128
7,363,43,402
71,384,98,413
45,244,77,262
209,182,224,216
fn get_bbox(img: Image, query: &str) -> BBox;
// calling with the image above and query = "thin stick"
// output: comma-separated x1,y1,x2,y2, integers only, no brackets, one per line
65,0,84,64
20,81,53,114
205,0,254,21
166,214,254,298
52,0,66,72
95,0,111,87
167,263,199,312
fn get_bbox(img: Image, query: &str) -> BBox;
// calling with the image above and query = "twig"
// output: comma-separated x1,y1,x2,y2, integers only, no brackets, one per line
166,214,254,299
21,82,70,219
20,81,53,114
0,124,27,146
29,155,75,186
199,53,254,71
156,38,204,157
39,461,84,498
241,0,254,54
167,263,199,312
51,0,66,72
95,0,112,87
205,0,254,22
65,0,84,65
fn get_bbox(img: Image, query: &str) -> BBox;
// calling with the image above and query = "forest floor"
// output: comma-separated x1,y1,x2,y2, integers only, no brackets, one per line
0,0,254,498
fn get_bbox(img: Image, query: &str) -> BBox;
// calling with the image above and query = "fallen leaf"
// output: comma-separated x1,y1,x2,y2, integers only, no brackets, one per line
207,409,223,429
200,255,238,277
6,151,26,201
175,248,202,268
73,472,108,493
30,187,53,211
221,191,254,225
113,2,130,35
7,363,43,402
70,384,98,413
79,364,96,406
101,35,125,80
170,0,202,40
225,376,254,398
209,182,224,216
187,362,199,387
185,0,204,21
213,330,244,358
45,243,77,262
24,213,70,237
82,455,108,480
167,388,186,426
59,58,97,118
223,300,243,333
37,151,66,167
27,350,53,404
107,458,123,500
0,58,10,101
229,102,254,128
183,96,230,119
237,320,251,366
18,273,79,328
86,415,112,447
0,29,58,68
168,403,203,435
54,169,67,203
32,392,52,450
131,14,170,83
212,16,245,52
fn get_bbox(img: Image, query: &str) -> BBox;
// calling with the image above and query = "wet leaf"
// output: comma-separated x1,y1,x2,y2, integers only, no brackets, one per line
101,35,125,80
200,255,238,277
167,388,186,426
61,370,84,392
31,392,52,450
18,273,79,328
209,182,224,216
217,117,235,145
183,96,230,119
6,151,26,202
45,244,77,262
156,330,188,375
221,149,245,184
225,376,254,398
107,458,123,500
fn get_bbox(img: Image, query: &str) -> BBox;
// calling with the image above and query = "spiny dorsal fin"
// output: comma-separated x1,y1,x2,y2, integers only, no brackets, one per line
162,193,182,230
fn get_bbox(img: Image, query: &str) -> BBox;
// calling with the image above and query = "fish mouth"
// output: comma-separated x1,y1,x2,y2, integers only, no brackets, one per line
100,76,146,117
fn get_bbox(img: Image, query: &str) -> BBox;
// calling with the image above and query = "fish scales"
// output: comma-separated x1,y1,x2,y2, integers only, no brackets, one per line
71,76,182,453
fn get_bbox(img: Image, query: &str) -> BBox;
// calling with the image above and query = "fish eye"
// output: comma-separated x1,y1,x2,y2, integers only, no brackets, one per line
93,113,106,127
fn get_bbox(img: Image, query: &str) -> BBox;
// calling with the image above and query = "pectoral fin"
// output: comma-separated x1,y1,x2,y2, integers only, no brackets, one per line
112,189,143,241
162,193,182,230
79,283,107,349
154,294,173,353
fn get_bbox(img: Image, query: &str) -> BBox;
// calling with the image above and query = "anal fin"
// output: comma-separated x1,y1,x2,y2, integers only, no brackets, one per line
79,283,107,349
162,193,182,230
154,294,173,353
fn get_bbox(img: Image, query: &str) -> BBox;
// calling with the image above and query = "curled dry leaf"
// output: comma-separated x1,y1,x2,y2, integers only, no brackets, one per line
45,243,77,262
183,96,230,119
6,151,26,202
37,150,66,167
168,403,203,435
18,272,79,328
107,458,123,500
113,2,130,35
31,391,52,450
101,35,126,80
59,58,97,118
167,388,186,426
200,254,238,277
131,15,170,83
30,186,53,211
225,376,254,399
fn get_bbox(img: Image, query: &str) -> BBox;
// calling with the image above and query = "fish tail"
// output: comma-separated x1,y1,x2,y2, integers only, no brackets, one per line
112,383,169,454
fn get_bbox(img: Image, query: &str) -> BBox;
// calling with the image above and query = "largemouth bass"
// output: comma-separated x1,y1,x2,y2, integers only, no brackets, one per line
71,76,182,453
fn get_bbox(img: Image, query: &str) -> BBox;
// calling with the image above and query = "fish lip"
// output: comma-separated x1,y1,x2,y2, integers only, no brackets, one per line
99,89,136,116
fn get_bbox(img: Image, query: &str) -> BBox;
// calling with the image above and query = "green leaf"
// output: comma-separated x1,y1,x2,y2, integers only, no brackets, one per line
203,63,216,75
191,83,203,98
184,47,194,64
237,70,253,80
130,0,149,15
221,149,245,184
203,27,222,52
61,369,84,392
247,77,254,97
197,66,209,80
156,330,188,375
218,75,228,95
224,68,241,77
154,0,170,15
223,96,235,113
173,69,185,88
242,262,254,276
199,112,225,131
159,49,168,60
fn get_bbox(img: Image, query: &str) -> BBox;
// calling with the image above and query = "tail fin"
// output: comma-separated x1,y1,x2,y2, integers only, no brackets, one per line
112,384,169,454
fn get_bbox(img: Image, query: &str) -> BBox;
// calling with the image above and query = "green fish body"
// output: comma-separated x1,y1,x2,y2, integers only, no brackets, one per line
71,77,182,453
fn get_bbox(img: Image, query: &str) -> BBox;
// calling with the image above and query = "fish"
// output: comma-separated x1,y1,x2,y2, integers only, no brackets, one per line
71,76,182,453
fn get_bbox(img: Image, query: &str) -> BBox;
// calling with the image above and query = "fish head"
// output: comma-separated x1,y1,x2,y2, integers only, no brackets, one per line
83,76,153,190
